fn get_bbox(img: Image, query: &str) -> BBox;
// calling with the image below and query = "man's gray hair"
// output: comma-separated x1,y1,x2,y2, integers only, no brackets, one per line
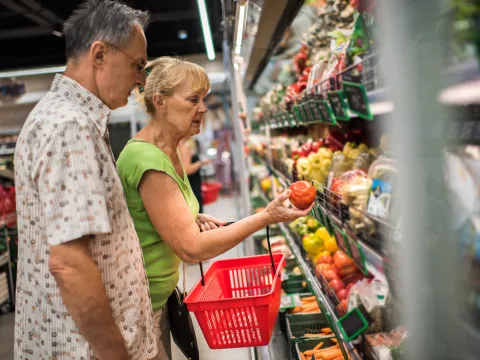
63,0,150,59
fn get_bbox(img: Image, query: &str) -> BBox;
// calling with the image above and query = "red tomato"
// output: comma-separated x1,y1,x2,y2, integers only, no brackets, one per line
322,269,340,282
331,179,347,194
329,279,345,293
340,299,348,311
289,181,316,210
316,255,334,265
334,250,354,269
317,263,334,272
343,273,365,286
336,288,349,301
315,263,333,277
338,264,359,277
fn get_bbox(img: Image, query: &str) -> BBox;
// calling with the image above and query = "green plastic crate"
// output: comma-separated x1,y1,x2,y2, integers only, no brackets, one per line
286,313,331,343
285,260,304,281
294,337,338,360
279,293,314,333
282,277,307,294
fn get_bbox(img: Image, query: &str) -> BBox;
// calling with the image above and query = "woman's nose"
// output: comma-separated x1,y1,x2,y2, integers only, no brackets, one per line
198,102,208,114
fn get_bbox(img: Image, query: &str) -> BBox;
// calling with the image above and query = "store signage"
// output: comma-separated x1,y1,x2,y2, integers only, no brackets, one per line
343,81,373,120
338,305,373,341
316,98,337,125
328,90,350,121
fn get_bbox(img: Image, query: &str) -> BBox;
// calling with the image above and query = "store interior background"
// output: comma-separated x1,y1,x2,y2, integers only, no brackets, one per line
0,0,246,359
1,0,480,359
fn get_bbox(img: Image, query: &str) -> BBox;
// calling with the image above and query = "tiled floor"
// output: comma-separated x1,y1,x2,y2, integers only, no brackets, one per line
0,195,250,360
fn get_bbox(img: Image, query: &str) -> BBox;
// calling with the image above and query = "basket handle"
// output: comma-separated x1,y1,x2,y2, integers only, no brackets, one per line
265,225,277,277
198,222,278,286
198,221,236,286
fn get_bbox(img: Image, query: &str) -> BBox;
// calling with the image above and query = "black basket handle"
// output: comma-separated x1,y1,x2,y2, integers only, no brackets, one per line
198,222,277,286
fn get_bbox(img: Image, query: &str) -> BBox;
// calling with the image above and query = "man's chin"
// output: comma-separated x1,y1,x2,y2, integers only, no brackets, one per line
108,98,129,111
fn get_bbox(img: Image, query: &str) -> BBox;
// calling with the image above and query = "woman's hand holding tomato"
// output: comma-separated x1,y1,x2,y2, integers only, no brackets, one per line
289,181,316,210
264,189,314,224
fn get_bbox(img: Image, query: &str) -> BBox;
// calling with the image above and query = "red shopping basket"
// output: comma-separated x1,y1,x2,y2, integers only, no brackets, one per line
185,225,285,349
202,182,222,205
185,253,285,349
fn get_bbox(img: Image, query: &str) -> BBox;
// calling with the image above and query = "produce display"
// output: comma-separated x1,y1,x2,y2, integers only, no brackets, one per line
289,295,321,314
245,1,480,358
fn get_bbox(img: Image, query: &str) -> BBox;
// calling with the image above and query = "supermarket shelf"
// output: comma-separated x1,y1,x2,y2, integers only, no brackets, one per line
0,168,14,181
278,222,362,360
0,148,15,156
440,59,480,105
0,252,9,267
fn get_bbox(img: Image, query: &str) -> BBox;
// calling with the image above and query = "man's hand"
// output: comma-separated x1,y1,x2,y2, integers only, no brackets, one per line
196,213,227,232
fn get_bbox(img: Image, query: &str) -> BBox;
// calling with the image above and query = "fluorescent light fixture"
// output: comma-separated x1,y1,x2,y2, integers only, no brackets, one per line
369,101,395,115
52,30,63,37
0,65,66,79
196,0,216,61
235,5,246,55
439,80,480,104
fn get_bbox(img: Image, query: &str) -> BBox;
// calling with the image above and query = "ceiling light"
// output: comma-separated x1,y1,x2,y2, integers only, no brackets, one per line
235,5,246,55
0,65,66,79
177,30,188,40
196,0,216,61
52,30,62,37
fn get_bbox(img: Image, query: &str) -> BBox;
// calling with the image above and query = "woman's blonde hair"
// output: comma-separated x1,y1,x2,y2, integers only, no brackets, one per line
138,57,210,115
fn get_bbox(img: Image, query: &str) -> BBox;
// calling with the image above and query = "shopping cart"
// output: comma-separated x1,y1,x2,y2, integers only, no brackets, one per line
185,226,285,349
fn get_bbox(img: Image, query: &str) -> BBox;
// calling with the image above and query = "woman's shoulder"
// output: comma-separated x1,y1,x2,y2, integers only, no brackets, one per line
117,140,171,172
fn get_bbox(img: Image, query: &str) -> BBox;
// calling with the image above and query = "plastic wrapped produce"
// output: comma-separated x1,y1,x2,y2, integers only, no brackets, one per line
367,156,398,220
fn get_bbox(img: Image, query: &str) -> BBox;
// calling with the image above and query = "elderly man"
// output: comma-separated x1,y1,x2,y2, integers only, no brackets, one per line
14,1,156,359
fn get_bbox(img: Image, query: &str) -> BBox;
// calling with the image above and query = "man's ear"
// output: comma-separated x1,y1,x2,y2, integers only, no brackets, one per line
91,41,107,68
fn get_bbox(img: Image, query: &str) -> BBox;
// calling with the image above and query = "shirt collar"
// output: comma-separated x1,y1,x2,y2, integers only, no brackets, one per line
50,74,111,136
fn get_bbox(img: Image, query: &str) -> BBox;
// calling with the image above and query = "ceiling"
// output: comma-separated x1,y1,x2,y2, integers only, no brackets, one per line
0,0,224,71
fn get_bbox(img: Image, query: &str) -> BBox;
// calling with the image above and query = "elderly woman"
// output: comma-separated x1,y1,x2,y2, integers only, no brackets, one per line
116,57,312,359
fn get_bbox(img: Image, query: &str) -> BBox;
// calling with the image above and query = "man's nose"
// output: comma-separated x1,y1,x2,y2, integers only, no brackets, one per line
137,69,146,88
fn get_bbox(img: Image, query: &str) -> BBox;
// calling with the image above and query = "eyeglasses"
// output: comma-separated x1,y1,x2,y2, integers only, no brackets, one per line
104,42,146,74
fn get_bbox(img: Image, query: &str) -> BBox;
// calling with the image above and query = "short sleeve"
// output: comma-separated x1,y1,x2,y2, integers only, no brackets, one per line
117,142,178,191
33,121,112,246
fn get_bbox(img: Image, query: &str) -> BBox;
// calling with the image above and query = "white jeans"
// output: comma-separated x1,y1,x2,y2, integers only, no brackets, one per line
151,305,172,360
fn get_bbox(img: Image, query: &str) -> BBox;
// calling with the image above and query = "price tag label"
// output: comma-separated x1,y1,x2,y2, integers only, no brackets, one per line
328,90,350,121
280,112,288,127
347,234,367,274
333,225,353,257
299,101,310,123
280,294,302,310
301,101,313,123
316,99,337,125
292,104,303,125
343,81,373,120
308,98,322,123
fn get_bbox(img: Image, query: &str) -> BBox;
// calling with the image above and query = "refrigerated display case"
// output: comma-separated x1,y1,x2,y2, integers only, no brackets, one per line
224,0,480,359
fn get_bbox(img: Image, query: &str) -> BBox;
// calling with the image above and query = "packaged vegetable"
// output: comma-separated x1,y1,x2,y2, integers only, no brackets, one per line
367,156,398,220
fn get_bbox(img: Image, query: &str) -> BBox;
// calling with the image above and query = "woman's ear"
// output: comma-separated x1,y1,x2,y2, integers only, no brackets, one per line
152,93,165,111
